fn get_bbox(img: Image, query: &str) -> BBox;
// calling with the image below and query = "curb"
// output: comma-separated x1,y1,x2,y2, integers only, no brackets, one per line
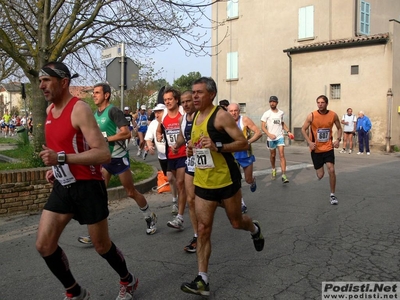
107,166,158,201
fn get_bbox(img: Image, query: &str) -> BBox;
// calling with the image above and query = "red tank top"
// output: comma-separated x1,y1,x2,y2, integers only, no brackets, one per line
163,112,186,159
45,97,103,180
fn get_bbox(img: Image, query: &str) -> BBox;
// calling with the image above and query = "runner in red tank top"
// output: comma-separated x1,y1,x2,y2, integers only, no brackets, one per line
160,87,188,231
36,61,137,300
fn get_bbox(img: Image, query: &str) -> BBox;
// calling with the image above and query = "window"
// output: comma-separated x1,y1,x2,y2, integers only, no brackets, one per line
330,84,341,99
298,5,314,39
227,0,239,19
360,1,370,35
227,52,238,80
351,65,359,75
239,103,246,114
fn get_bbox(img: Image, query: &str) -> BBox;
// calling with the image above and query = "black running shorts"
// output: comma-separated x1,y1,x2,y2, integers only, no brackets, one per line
194,179,241,203
44,180,109,225
311,149,335,170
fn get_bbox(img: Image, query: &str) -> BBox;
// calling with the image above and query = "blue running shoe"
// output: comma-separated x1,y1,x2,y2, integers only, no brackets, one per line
250,178,257,192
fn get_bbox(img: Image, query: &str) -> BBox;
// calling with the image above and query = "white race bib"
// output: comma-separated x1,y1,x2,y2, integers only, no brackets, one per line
194,148,215,169
317,128,330,142
165,129,179,146
186,156,195,173
52,165,77,186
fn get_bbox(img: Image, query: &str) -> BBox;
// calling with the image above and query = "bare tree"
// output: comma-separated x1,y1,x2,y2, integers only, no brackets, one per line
0,0,219,151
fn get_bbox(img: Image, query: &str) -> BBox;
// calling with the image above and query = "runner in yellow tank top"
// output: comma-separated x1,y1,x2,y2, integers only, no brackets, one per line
180,77,265,297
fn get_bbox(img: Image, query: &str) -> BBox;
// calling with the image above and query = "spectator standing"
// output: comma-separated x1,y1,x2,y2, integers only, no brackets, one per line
339,108,357,154
356,111,372,155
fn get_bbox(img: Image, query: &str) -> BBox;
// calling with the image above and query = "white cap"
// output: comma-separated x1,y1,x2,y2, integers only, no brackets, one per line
140,105,147,110
124,106,129,110
153,103,166,111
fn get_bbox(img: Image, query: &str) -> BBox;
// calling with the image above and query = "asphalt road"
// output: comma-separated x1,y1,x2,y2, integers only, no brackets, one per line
1,142,399,300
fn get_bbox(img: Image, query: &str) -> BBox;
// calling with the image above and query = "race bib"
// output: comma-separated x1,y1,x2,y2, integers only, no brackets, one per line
317,128,330,142
186,156,195,173
52,165,77,186
194,148,215,169
140,120,147,126
165,129,179,146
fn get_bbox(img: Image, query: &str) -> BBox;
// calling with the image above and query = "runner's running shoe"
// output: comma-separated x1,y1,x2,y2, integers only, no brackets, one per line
145,213,157,235
251,221,265,252
64,288,90,300
181,275,210,296
167,216,184,230
184,237,197,253
116,276,138,300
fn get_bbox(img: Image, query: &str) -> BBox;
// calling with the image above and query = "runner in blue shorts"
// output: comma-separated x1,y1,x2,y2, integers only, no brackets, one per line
228,103,262,213
261,96,293,183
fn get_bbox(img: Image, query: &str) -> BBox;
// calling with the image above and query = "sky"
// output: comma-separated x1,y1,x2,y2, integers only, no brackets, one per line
150,43,212,85
149,3,212,84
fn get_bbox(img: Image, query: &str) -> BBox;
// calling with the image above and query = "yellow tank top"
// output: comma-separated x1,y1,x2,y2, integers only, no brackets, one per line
191,106,241,189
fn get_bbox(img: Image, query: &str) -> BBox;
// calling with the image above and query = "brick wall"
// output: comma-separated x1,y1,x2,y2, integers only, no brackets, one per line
0,167,158,216
0,168,51,215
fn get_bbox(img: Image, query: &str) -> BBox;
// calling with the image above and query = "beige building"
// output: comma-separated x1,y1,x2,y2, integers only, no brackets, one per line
0,82,23,116
212,0,400,150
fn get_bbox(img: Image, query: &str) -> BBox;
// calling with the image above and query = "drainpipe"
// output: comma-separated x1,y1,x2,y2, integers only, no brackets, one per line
286,51,292,145
386,88,393,153
354,0,358,37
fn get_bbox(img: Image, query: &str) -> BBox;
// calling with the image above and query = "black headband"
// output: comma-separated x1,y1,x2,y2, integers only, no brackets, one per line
39,67,79,79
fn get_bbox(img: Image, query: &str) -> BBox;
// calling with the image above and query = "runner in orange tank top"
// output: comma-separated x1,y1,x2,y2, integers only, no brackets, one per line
301,95,342,205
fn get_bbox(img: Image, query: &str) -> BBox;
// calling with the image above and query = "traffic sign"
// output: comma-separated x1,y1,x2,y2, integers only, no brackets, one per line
101,45,121,61
106,57,139,90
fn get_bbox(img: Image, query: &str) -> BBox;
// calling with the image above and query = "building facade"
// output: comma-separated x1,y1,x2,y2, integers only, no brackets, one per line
0,82,23,116
212,0,400,150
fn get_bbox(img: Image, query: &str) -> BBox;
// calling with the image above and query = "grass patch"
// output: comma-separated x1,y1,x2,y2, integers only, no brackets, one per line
0,141,154,187
108,158,154,188
0,136,19,144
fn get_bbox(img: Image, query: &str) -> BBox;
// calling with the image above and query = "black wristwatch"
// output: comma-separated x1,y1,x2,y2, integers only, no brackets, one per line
57,152,66,165
105,137,109,143
215,142,223,153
